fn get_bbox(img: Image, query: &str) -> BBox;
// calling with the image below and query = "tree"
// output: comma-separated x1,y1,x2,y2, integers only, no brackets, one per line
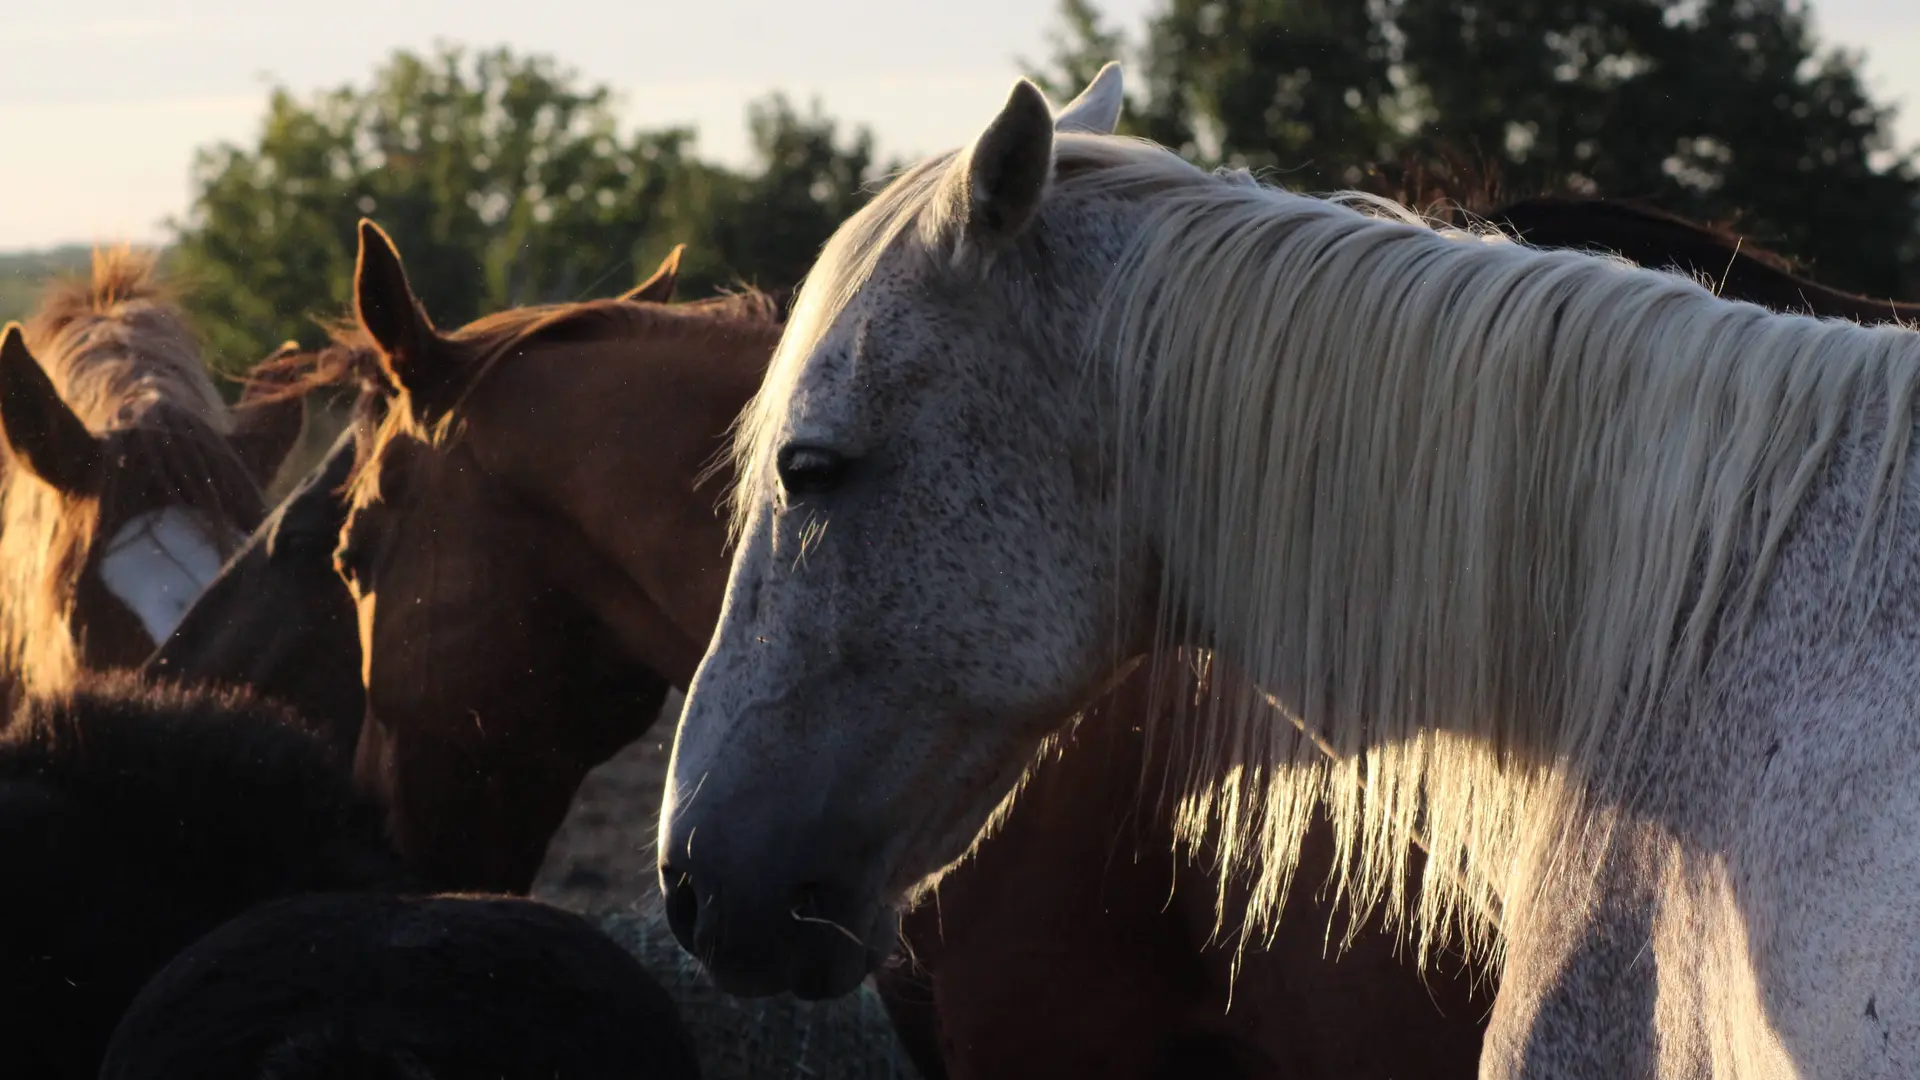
1395,0,1920,295
639,95,890,301
172,44,888,376
172,46,690,374
1030,0,1920,297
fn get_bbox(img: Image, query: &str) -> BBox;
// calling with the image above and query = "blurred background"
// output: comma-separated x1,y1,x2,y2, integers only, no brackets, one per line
3,0,1917,400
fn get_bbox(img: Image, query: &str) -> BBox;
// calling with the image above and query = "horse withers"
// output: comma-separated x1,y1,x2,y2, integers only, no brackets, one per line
100,892,702,1080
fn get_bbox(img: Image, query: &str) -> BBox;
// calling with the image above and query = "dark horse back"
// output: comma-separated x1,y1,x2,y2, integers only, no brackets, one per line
101,893,703,1080
0,673,403,1079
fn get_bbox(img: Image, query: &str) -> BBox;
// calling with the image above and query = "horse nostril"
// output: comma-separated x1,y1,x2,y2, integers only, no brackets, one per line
661,864,700,949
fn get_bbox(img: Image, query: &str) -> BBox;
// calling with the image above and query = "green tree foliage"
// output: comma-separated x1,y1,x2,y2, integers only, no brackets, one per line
172,45,885,374
650,95,885,302
1033,0,1920,297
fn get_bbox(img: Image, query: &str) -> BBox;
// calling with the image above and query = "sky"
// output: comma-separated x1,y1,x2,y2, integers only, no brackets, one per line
2,0,1917,251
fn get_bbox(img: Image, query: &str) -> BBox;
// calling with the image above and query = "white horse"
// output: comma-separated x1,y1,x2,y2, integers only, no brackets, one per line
663,61,1920,1076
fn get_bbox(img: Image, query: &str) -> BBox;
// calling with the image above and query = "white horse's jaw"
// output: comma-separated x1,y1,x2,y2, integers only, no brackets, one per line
97,507,234,644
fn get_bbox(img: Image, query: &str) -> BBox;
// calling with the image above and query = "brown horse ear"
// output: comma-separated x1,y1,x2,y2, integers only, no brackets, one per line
0,323,103,496
230,341,307,492
622,245,684,304
353,219,460,419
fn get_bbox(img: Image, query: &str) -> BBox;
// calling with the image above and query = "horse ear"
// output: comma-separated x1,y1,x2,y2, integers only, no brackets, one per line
0,323,103,496
1054,62,1124,135
353,219,460,419
952,78,1056,246
229,342,308,492
622,245,685,304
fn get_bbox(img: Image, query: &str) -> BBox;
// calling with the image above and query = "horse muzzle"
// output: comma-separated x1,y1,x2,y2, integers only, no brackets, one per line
657,817,897,1000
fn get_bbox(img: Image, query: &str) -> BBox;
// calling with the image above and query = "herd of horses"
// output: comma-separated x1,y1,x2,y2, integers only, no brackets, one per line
5,60,1920,1078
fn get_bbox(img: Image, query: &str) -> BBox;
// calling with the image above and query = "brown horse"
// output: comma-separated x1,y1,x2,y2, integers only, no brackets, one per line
241,229,756,895
0,250,300,701
886,662,1495,1079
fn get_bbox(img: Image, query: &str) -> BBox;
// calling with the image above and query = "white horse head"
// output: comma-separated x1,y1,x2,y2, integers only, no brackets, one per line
660,64,1160,1000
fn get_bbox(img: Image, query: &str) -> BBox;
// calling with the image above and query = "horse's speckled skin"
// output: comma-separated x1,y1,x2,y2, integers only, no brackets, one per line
668,64,1920,1076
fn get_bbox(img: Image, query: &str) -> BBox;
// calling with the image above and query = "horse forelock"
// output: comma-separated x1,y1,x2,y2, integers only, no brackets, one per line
26,250,227,435
1025,135,1920,967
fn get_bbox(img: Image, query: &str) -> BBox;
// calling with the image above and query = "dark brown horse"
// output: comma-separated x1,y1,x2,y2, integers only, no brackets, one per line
152,200,1915,1080
100,892,702,1080
0,672,403,1079
143,426,367,756
880,658,1496,1079
1481,195,1920,325
0,250,301,702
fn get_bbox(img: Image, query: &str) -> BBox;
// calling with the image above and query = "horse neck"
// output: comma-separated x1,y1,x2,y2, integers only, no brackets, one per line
471,316,779,682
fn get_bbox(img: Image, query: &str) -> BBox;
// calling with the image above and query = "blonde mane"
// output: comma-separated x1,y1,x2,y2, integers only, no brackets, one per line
21,248,229,434
1,248,255,696
732,134,1920,970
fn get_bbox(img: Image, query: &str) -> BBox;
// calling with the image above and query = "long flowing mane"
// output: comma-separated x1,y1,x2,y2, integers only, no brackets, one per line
732,135,1920,968
249,289,783,515
1,248,262,695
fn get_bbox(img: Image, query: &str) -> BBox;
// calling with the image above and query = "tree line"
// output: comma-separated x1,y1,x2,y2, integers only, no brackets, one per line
17,0,1920,376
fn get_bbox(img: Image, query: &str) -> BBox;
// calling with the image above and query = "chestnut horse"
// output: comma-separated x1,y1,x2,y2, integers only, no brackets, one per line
237,231,733,895
0,250,301,702
156,197,1920,1077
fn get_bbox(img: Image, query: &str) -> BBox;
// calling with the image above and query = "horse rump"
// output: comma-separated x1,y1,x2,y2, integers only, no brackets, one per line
100,893,704,1080
0,671,404,1078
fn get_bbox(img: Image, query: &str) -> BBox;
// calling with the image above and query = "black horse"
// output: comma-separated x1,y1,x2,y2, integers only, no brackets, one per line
0,673,404,1078
101,892,702,1080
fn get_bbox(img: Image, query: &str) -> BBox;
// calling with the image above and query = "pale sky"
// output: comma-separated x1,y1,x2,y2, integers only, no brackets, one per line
2,0,1916,250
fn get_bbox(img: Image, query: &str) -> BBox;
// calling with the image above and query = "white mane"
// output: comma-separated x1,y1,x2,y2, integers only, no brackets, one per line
1072,137,1920,965
732,132,1920,969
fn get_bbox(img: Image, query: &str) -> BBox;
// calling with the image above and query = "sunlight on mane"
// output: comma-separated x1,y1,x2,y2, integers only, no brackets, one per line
1076,135,1920,969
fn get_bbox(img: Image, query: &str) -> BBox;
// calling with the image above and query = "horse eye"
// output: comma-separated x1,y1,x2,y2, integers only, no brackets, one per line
775,445,849,497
